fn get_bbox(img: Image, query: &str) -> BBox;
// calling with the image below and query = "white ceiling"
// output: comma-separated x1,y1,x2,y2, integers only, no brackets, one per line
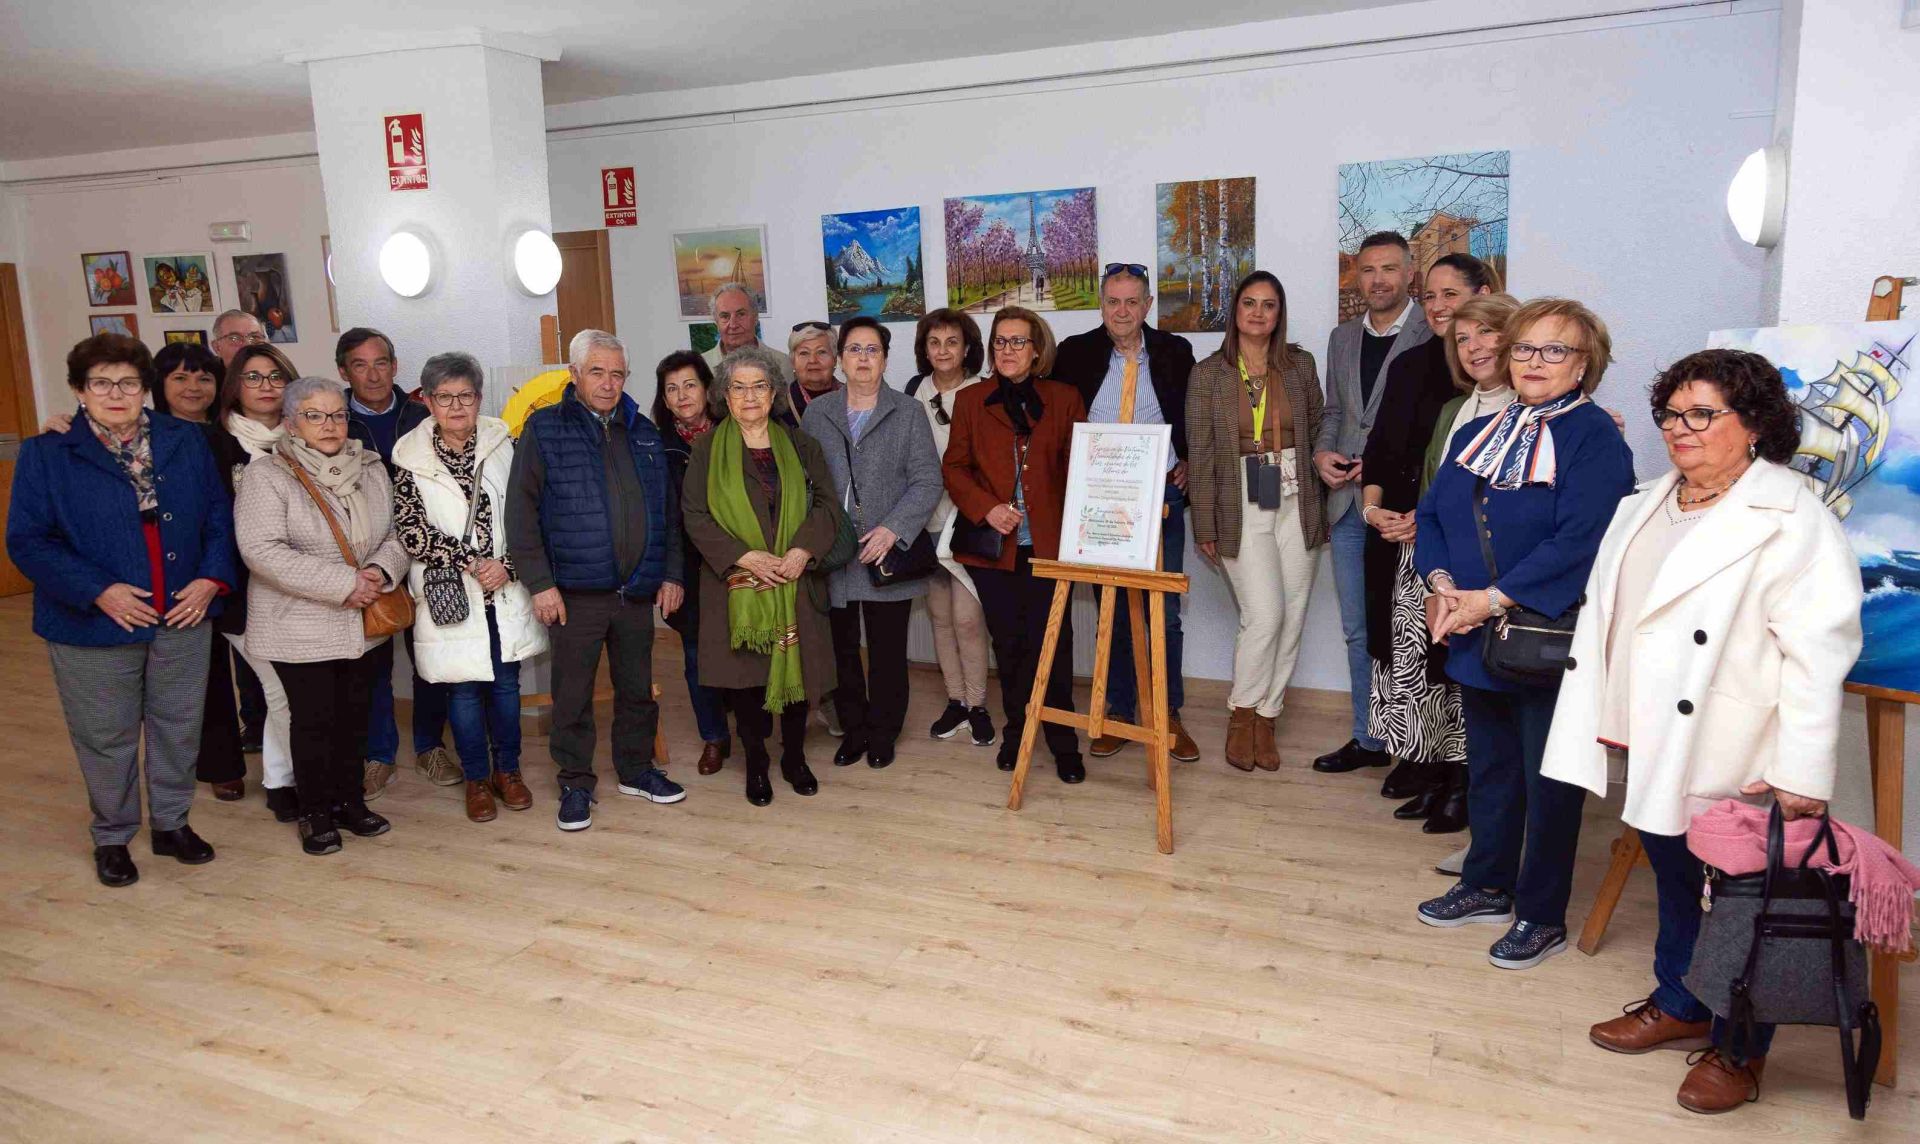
0,0,1411,162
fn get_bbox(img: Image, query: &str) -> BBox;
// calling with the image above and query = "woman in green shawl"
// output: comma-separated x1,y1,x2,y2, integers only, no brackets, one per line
682,346,843,806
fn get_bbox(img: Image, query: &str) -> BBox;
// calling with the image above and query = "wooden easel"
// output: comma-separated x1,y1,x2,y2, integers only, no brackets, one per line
1579,275,1915,1086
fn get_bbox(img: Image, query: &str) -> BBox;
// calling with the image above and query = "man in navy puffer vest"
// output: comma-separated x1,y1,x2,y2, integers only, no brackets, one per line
507,330,687,832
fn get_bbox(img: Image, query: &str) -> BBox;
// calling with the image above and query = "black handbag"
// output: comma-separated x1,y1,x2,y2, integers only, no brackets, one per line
948,515,1005,562
840,436,937,587
1470,477,1579,687
1684,805,1881,1120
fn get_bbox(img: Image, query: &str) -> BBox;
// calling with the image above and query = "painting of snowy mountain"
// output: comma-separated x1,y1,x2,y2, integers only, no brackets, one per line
822,207,924,323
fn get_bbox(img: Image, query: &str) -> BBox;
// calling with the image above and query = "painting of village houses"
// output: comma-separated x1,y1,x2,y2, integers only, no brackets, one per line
1337,151,1509,321
943,188,1099,314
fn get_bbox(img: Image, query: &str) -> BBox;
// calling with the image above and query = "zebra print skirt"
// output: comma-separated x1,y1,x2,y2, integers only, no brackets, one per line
1366,543,1466,764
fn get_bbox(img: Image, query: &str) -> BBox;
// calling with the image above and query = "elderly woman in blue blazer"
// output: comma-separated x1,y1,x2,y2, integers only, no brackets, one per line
800,317,944,769
1410,298,1635,970
7,334,235,888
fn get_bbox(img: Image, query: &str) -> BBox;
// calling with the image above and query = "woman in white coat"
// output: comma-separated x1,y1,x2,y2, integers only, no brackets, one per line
392,354,549,823
1540,348,1862,1116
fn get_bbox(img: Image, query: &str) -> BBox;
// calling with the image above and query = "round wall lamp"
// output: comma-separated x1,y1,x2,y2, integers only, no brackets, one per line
511,229,563,296
1726,146,1786,249
379,231,434,298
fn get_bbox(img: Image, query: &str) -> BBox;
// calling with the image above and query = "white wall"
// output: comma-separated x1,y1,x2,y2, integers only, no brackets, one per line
545,4,1780,689
10,160,336,421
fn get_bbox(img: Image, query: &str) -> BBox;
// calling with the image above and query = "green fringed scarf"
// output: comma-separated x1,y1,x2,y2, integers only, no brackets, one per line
708,417,809,711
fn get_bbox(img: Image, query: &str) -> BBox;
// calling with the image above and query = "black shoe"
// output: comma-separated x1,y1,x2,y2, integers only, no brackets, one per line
967,707,996,747
929,700,968,740
93,844,138,887
1311,739,1391,773
1056,755,1086,784
1423,766,1470,834
996,741,1018,772
833,734,869,767
239,725,264,754
150,825,215,865
1381,757,1443,799
745,758,774,806
1394,786,1445,820
780,757,818,796
867,741,896,769
332,801,391,837
264,786,300,824
299,813,342,856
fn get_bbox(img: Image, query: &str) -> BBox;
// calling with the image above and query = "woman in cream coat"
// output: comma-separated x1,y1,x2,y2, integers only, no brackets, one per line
1541,349,1862,1116
392,354,547,823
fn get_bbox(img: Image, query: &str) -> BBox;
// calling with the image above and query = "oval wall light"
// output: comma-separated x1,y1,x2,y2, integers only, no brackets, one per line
512,229,563,296
379,231,434,298
1726,146,1786,249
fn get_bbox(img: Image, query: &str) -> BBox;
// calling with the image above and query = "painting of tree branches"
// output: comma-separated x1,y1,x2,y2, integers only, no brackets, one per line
1155,177,1255,333
1336,151,1508,322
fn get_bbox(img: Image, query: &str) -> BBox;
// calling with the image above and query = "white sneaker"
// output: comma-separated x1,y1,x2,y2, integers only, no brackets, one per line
1434,842,1469,876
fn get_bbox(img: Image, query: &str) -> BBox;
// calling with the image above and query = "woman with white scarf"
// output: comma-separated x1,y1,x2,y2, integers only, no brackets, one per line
235,377,410,856
1409,298,1636,971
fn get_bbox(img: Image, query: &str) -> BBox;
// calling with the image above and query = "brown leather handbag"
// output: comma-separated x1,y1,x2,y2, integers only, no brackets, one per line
282,456,414,638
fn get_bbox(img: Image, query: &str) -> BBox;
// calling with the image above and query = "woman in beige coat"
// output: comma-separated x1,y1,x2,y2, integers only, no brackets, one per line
236,377,410,856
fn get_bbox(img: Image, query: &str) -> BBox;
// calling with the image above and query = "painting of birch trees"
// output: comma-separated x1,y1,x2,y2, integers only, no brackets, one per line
1154,177,1255,333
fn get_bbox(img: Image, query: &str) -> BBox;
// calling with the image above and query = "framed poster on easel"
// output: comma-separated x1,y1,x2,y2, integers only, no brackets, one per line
1057,422,1171,571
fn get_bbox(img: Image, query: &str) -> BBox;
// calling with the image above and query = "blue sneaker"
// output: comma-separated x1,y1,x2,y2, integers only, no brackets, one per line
617,768,686,804
1488,920,1569,970
1417,881,1515,928
556,788,594,832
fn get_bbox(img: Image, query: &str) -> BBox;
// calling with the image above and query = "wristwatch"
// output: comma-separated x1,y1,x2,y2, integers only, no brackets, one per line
1485,587,1508,617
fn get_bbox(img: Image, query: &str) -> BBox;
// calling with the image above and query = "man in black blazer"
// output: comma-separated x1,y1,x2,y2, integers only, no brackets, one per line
1053,263,1199,763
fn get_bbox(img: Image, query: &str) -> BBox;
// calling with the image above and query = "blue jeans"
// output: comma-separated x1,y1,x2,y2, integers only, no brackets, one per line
365,632,450,764
446,608,523,782
682,631,731,744
1459,682,1586,927
1329,509,1382,749
1105,477,1185,719
1639,829,1777,1059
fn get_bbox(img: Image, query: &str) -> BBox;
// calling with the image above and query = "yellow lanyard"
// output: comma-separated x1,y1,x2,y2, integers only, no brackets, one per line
1239,355,1269,451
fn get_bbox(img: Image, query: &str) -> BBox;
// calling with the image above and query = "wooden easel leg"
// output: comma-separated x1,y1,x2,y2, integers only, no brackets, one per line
1087,585,1116,743
1148,590,1173,854
1577,825,1643,957
1125,588,1154,788
1866,696,1903,1088
1008,580,1074,812
652,682,669,768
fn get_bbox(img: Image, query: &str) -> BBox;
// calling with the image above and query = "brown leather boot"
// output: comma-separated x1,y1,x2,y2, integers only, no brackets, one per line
1252,714,1281,771
1168,718,1199,762
1224,708,1258,771
1589,998,1712,1054
489,770,532,811
464,780,498,822
1676,1049,1764,1114
698,741,728,775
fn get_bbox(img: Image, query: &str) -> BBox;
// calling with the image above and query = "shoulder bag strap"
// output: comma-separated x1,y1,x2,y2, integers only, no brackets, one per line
840,432,864,526
1470,475,1501,580
281,456,357,568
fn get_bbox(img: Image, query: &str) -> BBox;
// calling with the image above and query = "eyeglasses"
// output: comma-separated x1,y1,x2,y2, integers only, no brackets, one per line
728,382,774,397
296,409,350,426
240,370,288,388
430,391,479,408
1508,342,1583,364
842,345,884,359
83,376,144,397
214,331,268,346
790,321,832,334
930,393,949,426
1653,407,1740,432
1103,262,1149,280
991,336,1033,351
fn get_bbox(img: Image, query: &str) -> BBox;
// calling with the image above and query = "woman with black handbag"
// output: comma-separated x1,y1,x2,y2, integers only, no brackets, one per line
1541,349,1868,1114
1411,297,1635,969
799,317,944,770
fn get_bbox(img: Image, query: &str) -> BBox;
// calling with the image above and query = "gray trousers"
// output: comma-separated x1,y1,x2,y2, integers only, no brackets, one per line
47,625,211,845
549,589,657,793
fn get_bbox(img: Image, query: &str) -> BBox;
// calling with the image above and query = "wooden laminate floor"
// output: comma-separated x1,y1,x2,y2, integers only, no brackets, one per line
0,596,1912,1142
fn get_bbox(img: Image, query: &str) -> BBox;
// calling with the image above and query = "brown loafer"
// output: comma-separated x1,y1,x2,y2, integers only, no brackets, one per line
464,780,498,823
1251,714,1280,771
1590,997,1712,1055
698,741,727,776
211,780,245,802
489,770,532,811
1224,707,1258,771
1169,717,1199,762
1677,1049,1764,1114
1089,733,1128,758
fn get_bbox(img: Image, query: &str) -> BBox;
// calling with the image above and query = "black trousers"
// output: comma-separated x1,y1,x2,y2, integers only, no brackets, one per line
724,688,809,767
550,589,658,793
195,633,246,784
969,545,1079,762
271,653,377,816
828,598,913,749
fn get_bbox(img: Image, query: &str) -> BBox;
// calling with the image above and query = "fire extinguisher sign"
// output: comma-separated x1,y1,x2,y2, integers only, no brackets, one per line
385,114,427,191
602,167,637,227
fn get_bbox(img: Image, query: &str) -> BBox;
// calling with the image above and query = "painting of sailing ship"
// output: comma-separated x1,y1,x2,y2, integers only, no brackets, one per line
822,207,925,323
1708,321,1920,693
1337,151,1508,322
943,188,1098,314
1155,177,1254,333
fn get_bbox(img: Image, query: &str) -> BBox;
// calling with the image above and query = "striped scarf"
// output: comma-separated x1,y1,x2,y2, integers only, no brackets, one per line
1453,387,1587,490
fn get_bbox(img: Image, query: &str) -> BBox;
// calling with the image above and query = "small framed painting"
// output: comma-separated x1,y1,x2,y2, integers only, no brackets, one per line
164,329,208,347
143,252,218,315
90,313,139,339
81,251,137,307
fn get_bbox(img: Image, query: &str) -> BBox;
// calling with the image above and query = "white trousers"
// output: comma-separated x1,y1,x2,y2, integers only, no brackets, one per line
1221,460,1318,717
224,631,294,789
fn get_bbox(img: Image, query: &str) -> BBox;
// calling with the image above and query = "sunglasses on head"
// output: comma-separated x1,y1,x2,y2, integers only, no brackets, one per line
1103,262,1149,281
790,320,832,334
